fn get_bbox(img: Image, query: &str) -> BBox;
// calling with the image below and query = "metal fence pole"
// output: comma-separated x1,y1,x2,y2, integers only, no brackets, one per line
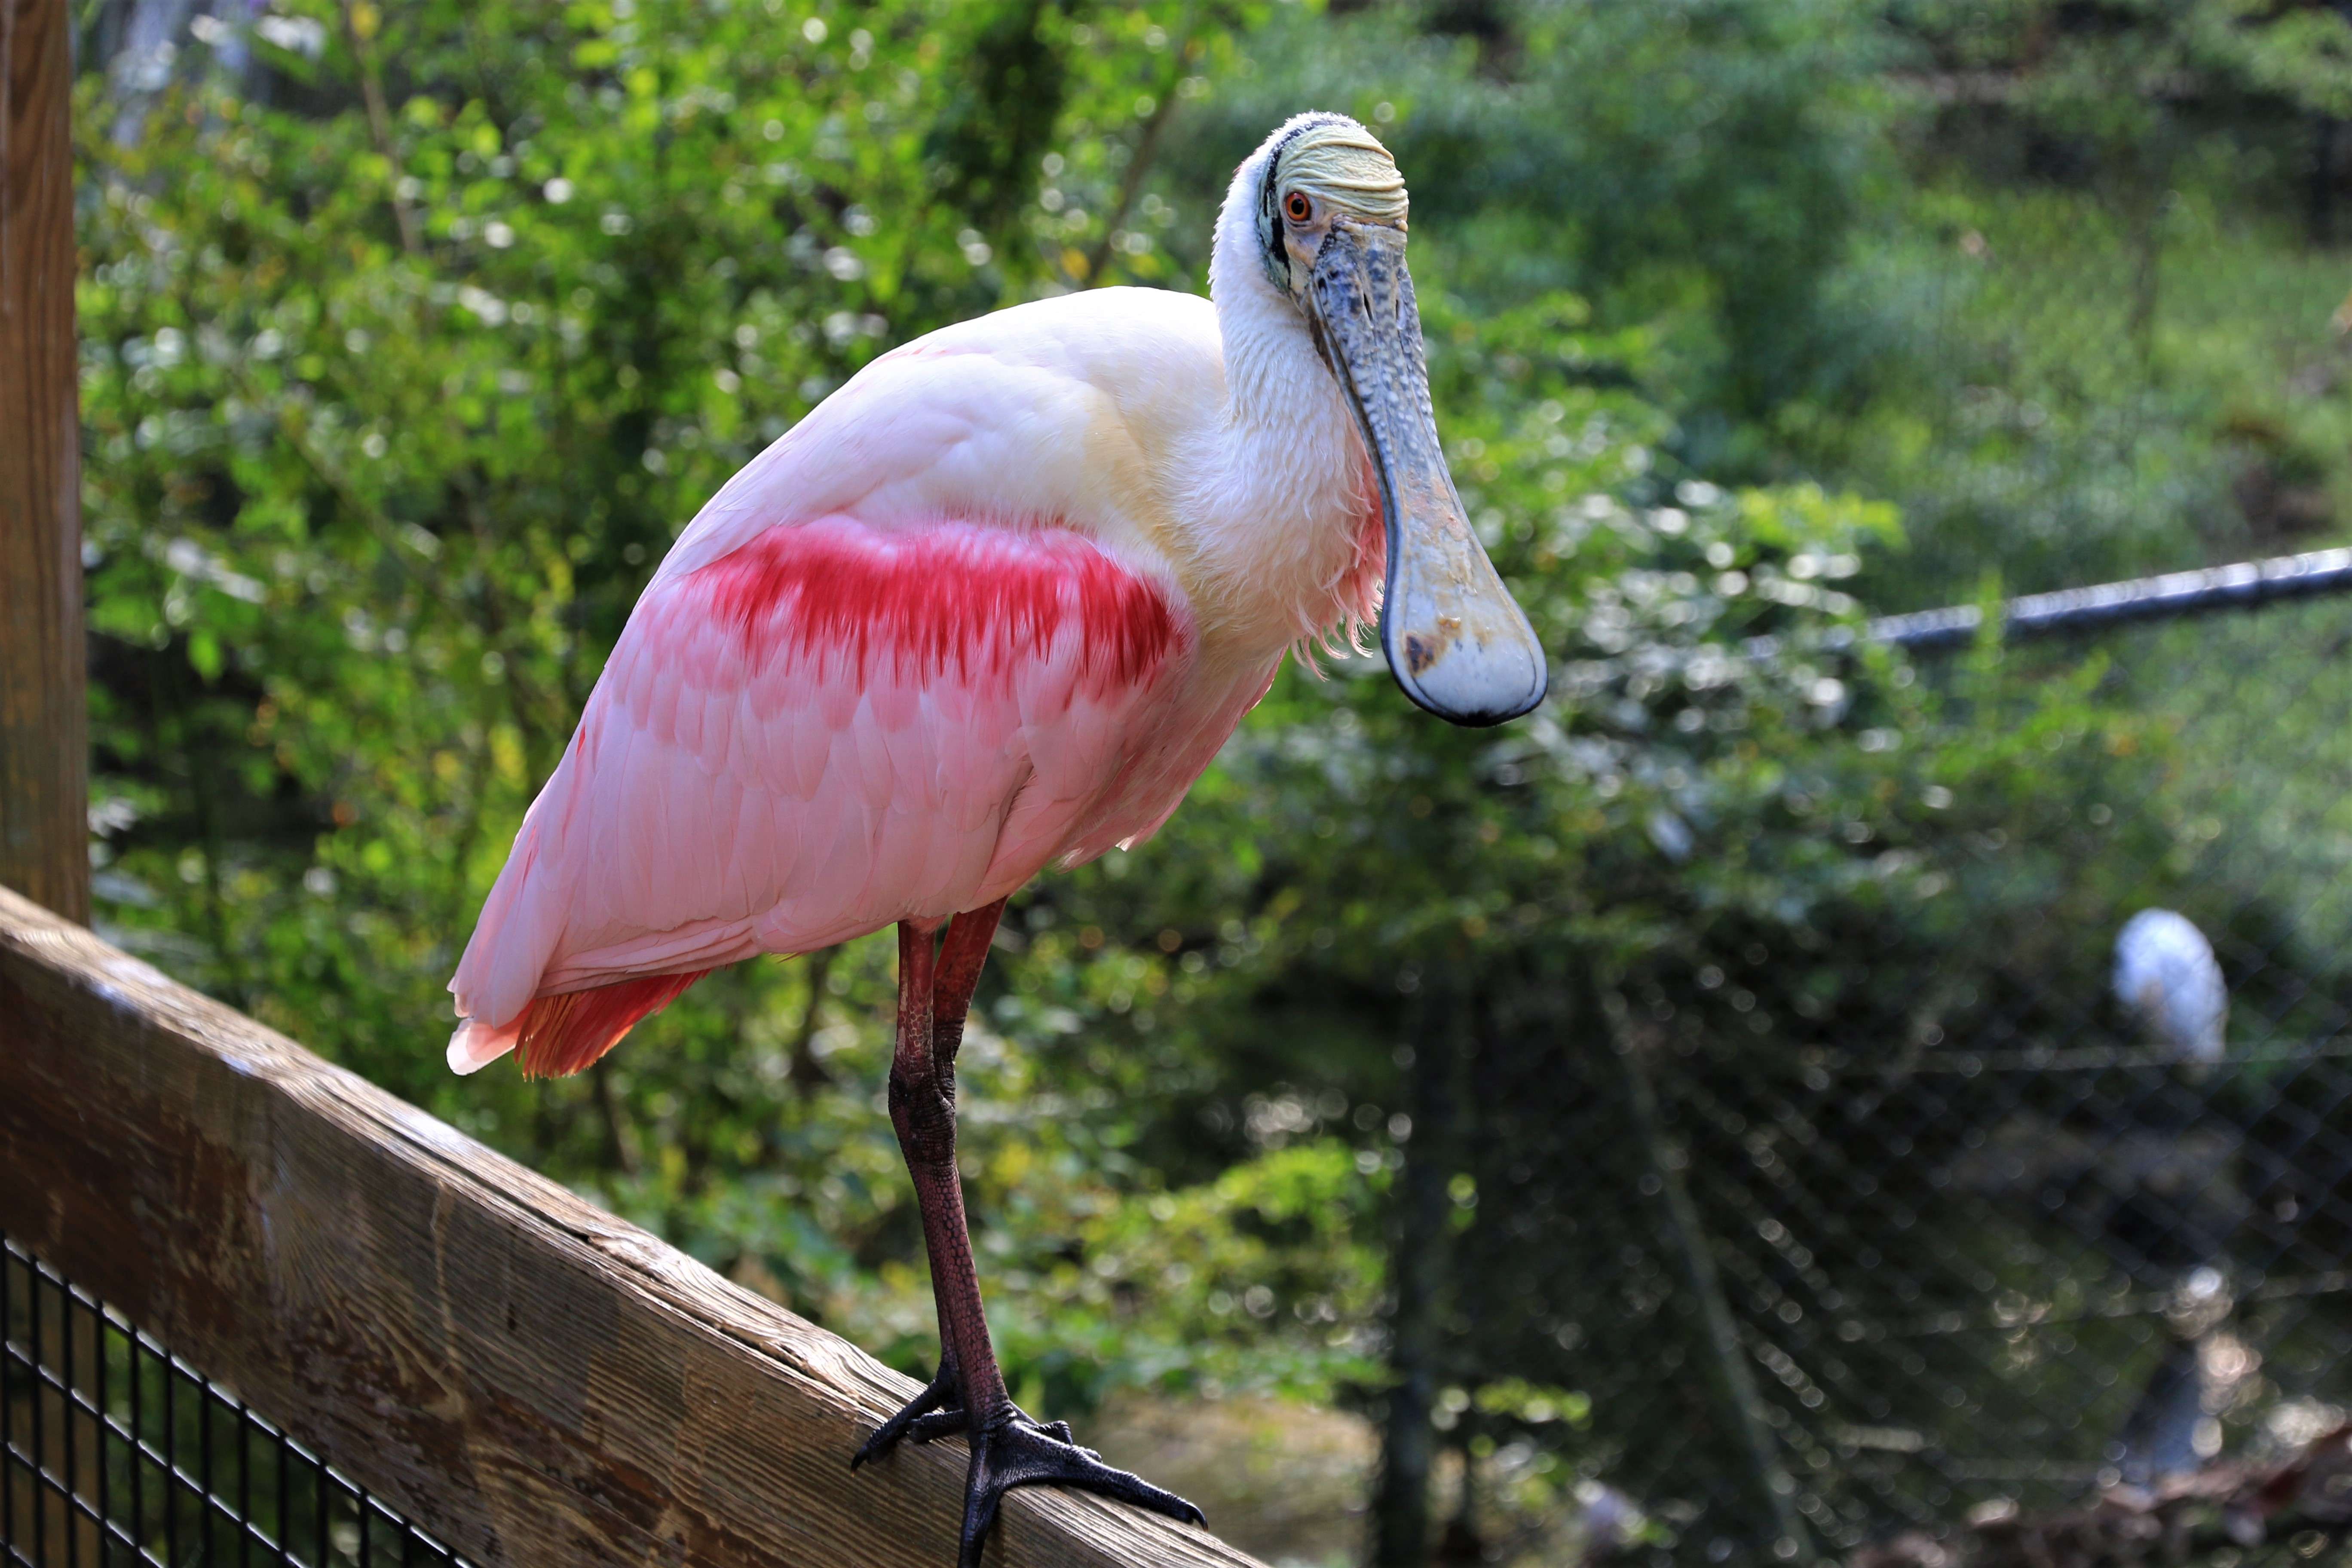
1608,990,1815,1562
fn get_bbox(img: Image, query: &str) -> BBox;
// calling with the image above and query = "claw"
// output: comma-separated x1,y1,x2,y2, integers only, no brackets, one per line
956,1409,1206,1568
852,1356,962,1470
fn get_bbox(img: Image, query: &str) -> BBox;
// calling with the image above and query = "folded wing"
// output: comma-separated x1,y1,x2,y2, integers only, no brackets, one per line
447,513,1189,1077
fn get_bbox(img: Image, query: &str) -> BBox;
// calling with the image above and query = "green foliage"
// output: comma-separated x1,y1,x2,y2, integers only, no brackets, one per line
1161,0,1902,421
1889,0,2352,128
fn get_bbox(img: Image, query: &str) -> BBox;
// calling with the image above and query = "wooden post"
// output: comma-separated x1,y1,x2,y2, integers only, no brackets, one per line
0,0,88,926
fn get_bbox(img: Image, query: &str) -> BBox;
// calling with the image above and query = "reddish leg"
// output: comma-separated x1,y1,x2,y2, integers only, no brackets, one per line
850,901,1203,1565
852,901,1016,1461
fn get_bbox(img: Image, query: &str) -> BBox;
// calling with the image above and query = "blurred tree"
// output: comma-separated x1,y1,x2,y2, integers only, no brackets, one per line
925,0,1082,242
1159,0,1900,437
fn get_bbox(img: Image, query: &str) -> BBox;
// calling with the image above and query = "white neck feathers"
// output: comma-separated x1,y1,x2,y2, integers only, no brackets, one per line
1179,147,1384,659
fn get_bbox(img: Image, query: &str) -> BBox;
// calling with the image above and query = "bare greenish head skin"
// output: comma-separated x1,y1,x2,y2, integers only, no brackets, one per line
1255,113,1547,727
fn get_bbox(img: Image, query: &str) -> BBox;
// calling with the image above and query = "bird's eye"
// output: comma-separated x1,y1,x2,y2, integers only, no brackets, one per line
1283,191,1312,224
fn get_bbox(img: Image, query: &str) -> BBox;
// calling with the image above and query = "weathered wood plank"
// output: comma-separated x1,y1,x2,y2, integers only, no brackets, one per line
0,0,89,925
0,888,1261,1568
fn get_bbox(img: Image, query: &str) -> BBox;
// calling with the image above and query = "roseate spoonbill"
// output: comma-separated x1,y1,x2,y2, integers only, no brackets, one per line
446,112,1544,1562
2114,908,2227,1065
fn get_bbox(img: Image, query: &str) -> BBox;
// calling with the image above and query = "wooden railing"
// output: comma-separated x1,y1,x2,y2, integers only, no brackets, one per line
0,887,1259,1568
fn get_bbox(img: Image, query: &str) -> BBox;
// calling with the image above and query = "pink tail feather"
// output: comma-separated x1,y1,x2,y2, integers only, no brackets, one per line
448,970,709,1080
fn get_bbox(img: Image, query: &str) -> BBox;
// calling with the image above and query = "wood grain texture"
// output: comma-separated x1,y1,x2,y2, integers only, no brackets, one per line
0,0,88,925
0,888,1263,1568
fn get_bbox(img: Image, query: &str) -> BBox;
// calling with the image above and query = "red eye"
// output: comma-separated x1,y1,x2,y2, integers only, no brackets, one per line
1283,191,1312,223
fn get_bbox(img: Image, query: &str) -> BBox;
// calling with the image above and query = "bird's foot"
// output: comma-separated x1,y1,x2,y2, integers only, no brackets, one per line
853,1359,1084,1469
956,1408,1205,1568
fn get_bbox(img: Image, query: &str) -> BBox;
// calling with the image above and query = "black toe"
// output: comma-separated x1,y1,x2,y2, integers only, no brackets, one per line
851,1357,961,1470
905,1409,970,1446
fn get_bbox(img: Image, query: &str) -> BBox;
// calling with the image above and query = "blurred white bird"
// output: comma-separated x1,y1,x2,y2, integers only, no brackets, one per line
2113,909,2227,1064
1573,1479,1646,1562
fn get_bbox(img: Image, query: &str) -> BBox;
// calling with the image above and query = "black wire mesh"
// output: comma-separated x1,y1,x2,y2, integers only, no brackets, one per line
0,1234,467,1568
1468,585,2352,1564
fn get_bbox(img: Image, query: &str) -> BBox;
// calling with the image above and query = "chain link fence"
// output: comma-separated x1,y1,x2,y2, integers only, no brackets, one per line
1376,147,2352,1566
1469,571,2352,1566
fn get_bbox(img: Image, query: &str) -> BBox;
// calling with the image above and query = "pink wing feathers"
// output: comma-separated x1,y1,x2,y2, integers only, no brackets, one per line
447,514,1193,1078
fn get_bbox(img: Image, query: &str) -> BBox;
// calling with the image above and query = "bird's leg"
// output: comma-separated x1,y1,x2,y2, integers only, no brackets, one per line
851,906,1205,1565
852,901,1010,1464
855,903,1082,1455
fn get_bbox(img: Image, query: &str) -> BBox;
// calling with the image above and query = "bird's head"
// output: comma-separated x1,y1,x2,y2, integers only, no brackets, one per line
1230,112,1547,728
